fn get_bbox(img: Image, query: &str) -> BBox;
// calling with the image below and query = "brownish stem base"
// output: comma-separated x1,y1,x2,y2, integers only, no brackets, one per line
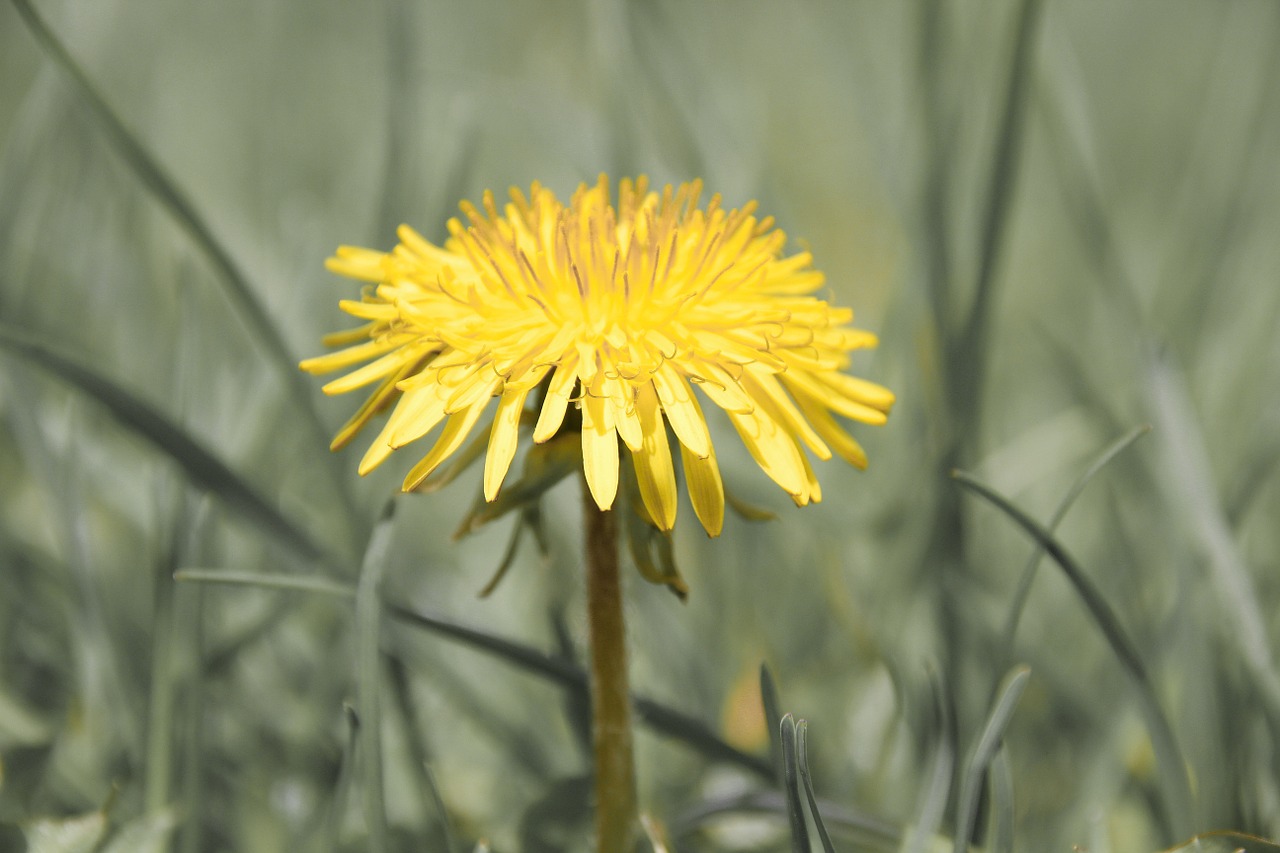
584,486,637,852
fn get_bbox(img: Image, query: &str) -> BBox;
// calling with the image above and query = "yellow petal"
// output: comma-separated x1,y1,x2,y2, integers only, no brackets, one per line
581,391,619,510
483,387,530,501
728,408,808,499
533,355,579,443
631,384,677,530
325,246,389,282
822,371,896,412
386,386,449,449
403,395,492,491
781,368,890,425
650,364,711,458
791,391,868,469
320,345,430,396
300,337,401,377
330,359,421,451
741,366,830,459
680,438,723,537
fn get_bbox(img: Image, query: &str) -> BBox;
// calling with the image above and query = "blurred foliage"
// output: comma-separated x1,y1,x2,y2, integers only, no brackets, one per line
2,0,1280,851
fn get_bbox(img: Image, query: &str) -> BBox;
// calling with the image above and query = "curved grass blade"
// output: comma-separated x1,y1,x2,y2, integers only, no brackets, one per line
355,502,397,853
779,714,811,853
1002,424,1151,647
797,722,835,853
0,324,338,569
952,470,1193,842
953,665,1029,853
8,0,313,407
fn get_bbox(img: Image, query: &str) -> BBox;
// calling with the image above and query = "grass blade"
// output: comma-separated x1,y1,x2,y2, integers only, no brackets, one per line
952,470,1193,842
0,324,338,569
779,714,811,853
8,0,312,405
174,568,355,599
1002,424,1151,647
1147,352,1280,731
796,721,835,853
760,664,785,781
961,0,1045,365
953,665,1029,853
355,502,397,853
989,747,1015,853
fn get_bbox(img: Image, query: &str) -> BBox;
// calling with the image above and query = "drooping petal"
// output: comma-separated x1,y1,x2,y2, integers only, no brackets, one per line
533,354,579,443
651,364,711,459
631,384,677,530
727,407,808,499
484,386,531,501
680,438,724,537
581,391,619,510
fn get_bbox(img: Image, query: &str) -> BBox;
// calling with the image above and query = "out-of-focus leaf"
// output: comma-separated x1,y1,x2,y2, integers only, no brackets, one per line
0,324,338,570
23,812,105,853
0,689,54,748
1162,832,1280,853
517,775,592,853
100,810,177,853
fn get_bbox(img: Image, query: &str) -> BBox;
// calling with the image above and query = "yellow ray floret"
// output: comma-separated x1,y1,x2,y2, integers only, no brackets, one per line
301,176,894,536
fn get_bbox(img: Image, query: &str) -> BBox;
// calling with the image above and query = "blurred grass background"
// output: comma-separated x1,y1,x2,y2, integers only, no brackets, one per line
2,1,1279,851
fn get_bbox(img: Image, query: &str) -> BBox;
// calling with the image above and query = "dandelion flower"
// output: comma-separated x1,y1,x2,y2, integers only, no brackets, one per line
300,176,893,536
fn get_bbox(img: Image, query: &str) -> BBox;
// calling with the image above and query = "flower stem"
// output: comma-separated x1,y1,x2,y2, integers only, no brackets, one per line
583,483,637,852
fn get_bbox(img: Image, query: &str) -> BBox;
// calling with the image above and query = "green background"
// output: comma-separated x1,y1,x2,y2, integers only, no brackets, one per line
2,1,1278,851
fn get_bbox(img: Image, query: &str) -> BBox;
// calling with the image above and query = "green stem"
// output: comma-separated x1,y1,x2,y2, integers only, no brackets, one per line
583,483,637,852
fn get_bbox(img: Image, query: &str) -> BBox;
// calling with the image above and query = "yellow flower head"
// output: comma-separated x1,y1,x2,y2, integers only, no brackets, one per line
301,177,893,537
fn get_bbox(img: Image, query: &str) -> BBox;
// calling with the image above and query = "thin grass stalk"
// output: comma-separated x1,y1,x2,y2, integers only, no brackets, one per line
355,503,397,853
584,483,638,852
1001,424,1151,649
